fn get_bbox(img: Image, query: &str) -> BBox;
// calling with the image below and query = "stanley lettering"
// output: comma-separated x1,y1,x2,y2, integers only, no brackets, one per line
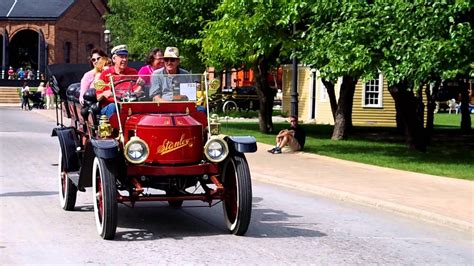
157,134,193,155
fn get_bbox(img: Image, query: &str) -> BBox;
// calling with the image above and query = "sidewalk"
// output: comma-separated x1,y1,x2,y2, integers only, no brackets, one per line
30,108,473,233
247,145,473,233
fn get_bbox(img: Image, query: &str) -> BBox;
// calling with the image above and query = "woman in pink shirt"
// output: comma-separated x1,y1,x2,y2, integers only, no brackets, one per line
45,82,55,109
79,48,107,104
138,48,164,98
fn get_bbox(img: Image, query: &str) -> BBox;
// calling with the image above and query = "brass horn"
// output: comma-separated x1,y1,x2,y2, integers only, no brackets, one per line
94,79,109,90
209,79,220,94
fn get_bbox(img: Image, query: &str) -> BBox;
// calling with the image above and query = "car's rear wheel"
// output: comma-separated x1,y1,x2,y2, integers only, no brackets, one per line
221,153,252,235
166,190,184,208
58,148,77,211
92,157,118,240
168,200,184,208
222,100,237,113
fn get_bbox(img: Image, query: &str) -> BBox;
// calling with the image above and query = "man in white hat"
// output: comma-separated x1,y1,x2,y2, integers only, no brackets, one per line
97,44,141,117
149,46,195,101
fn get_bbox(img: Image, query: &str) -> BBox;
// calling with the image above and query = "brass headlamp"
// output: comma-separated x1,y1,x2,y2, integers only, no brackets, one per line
98,115,113,138
209,114,220,135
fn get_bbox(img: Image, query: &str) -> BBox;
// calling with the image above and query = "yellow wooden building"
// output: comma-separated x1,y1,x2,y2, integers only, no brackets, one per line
281,65,397,126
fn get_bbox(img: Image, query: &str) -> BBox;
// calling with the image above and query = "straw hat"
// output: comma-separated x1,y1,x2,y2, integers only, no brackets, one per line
163,47,180,59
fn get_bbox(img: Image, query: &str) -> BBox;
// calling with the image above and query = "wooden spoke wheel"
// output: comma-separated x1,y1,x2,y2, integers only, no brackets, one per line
221,153,252,235
92,157,118,240
58,148,77,211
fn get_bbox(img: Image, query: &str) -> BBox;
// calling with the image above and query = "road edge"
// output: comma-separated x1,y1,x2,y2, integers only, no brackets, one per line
253,172,473,234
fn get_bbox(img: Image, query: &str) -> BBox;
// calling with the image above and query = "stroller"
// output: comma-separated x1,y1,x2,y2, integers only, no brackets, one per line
28,91,46,109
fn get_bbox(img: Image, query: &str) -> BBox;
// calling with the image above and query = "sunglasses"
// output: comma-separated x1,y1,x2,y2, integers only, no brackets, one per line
91,57,101,62
290,120,297,122
164,58,177,63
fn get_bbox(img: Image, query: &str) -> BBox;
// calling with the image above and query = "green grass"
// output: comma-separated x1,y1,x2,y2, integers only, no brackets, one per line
220,115,474,180
211,108,285,118
434,113,472,127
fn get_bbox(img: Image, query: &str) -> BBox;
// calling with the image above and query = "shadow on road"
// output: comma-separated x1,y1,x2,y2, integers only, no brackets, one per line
107,196,327,241
247,196,327,238
0,191,57,197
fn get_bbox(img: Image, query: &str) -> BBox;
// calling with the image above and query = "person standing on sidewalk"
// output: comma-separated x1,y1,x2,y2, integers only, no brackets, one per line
268,115,306,154
8,66,15,80
45,82,55,109
20,82,31,110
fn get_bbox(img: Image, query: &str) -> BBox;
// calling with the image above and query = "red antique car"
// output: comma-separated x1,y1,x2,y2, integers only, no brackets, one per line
49,69,256,240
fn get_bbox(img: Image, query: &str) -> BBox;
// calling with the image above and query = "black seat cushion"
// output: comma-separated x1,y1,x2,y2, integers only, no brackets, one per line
66,83,81,103
83,88,97,103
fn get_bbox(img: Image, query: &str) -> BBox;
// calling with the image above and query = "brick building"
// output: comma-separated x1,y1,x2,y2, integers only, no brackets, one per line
0,0,108,80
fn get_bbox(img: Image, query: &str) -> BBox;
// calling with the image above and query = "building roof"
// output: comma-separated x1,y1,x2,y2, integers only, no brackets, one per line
0,0,75,20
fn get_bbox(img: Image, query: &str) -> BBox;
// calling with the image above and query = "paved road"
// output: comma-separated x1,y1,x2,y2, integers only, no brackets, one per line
0,107,472,264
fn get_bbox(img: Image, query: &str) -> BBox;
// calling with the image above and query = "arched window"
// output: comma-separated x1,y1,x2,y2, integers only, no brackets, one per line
86,44,94,53
64,42,71,63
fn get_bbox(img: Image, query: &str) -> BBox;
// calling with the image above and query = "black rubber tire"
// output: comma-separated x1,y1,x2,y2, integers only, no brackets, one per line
166,190,184,208
92,157,118,240
221,153,252,235
58,148,77,211
168,200,184,208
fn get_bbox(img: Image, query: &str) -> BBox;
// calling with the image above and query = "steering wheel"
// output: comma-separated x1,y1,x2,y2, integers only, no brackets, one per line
111,79,140,102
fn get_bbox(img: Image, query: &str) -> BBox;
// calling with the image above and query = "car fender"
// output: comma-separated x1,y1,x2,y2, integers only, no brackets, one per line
77,139,120,189
90,138,120,159
225,136,257,153
52,127,80,172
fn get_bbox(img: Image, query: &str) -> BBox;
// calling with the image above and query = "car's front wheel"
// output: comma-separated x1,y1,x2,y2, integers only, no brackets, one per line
92,157,118,240
221,153,252,235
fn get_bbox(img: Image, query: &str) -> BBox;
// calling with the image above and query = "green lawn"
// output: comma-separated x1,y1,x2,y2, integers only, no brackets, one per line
434,112,470,127
220,114,474,180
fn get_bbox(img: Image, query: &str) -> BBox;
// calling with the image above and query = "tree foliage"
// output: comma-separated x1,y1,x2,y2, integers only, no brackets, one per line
104,0,473,144
371,1,473,147
199,0,308,133
302,1,380,82
373,1,473,87
105,0,219,71
299,1,381,139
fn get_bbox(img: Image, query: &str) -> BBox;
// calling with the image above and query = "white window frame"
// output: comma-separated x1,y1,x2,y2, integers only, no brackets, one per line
362,73,383,108
320,81,328,102
318,71,330,103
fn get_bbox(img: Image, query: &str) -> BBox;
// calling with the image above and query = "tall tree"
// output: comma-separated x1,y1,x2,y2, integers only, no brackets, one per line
200,0,308,133
373,1,473,150
301,1,380,140
105,0,219,71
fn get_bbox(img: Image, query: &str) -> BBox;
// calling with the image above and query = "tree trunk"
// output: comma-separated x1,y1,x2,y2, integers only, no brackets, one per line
253,57,274,133
415,84,425,129
391,89,405,134
253,44,282,133
331,76,357,140
389,81,427,152
425,79,441,143
322,78,337,121
459,79,472,132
